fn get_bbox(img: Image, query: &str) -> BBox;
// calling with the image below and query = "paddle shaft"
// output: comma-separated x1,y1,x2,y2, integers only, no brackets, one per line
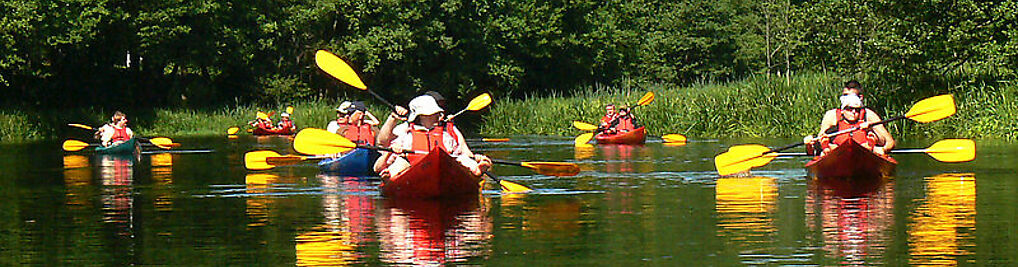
762,114,906,155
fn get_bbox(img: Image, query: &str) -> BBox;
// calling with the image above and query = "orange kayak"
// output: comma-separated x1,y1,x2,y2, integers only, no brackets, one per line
252,126,294,136
595,127,646,144
381,146,482,199
805,138,897,180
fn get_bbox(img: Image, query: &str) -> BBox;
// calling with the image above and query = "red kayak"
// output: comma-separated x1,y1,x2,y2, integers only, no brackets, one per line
595,126,646,144
252,126,295,136
381,146,482,199
805,138,897,180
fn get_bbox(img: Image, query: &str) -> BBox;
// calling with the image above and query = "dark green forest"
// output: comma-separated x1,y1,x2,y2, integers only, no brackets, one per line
3,0,1015,109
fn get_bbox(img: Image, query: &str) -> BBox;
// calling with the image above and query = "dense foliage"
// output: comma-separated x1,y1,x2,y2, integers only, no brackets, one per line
3,0,1015,109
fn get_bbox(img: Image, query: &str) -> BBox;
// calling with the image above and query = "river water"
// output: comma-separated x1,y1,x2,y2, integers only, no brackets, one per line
1,135,1015,265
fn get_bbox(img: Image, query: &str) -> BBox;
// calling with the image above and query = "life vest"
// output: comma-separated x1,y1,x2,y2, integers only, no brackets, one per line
111,127,131,142
343,122,376,145
256,120,274,130
614,116,635,131
601,115,614,125
278,120,295,131
407,122,459,162
823,108,876,149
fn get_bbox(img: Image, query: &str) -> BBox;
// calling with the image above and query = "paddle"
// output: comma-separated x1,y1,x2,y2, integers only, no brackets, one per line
315,50,396,109
490,159,580,177
714,94,957,176
572,120,686,144
482,138,510,142
227,126,240,135
446,93,492,121
67,123,179,149
573,92,656,145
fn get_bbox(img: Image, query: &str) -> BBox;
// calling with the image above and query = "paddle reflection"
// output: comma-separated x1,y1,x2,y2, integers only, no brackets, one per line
715,176,777,248
294,174,377,266
806,176,894,265
908,173,976,265
63,155,92,209
377,197,492,265
98,154,135,238
245,173,280,228
150,153,174,211
499,195,583,240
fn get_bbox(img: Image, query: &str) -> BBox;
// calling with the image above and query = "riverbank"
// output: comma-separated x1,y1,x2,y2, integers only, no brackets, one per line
479,73,1018,141
3,73,1015,143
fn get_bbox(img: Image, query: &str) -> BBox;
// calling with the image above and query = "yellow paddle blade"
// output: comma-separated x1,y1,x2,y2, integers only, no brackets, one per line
499,180,533,193
637,91,655,106
905,94,956,123
257,111,269,120
467,93,492,111
244,150,281,170
227,127,240,135
67,123,94,130
521,162,581,177
294,128,358,155
266,155,309,166
573,121,598,131
62,140,90,152
925,139,975,162
246,129,254,133
315,50,367,90
661,134,687,143
714,145,778,176
286,106,294,114
148,137,178,149
574,133,594,146
483,138,510,142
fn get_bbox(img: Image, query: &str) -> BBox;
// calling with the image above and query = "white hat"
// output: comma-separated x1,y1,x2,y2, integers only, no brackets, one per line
337,101,353,113
281,112,290,117
408,95,444,122
840,93,864,108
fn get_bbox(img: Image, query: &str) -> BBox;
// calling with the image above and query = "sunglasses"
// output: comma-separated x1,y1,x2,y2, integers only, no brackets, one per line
843,107,865,113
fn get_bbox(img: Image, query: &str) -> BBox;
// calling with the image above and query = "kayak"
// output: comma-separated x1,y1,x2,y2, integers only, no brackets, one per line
252,126,295,136
381,146,482,199
805,138,897,180
317,148,381,176
595,126,646,144
95,138,140,155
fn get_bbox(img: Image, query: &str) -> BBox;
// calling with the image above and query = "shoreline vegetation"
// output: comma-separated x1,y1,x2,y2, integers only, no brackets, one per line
3,73,1015,143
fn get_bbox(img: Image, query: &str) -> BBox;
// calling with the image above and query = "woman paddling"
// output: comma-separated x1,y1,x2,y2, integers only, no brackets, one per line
805,81,895,156
373,94,492,178
95,111,135,147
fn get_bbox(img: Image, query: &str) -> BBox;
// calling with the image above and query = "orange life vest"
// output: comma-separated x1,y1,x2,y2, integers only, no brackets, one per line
823,108,876,149
343,123,376,145
111,127,131,142
601,115,614,125
407,122,459,162
615,116,635,131
278,120,294,131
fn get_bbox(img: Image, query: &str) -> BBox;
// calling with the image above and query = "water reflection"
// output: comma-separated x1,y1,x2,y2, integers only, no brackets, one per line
98,154,136,239
294,174,376,266
806,176,894,265
908,173,976,266
245,173,280,228
715,176,777,248
377,197,492,265
63,155,92,209
150,153,174,211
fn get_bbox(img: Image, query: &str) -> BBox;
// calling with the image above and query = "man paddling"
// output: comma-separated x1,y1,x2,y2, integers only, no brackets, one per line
373,94,492,178
95,111,134,147
277,113,297,133
806,91,895,156
599,104,617,129
328,101,380,145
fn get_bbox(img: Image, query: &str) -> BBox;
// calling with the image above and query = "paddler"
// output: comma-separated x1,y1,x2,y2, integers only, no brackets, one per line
373,94,492,178
94,111,134,147
277,112,296,133
249,111,274,130
599,104,617,129
608,106,638,132
805,88,895,156
327,101,380,145
326,101,353,134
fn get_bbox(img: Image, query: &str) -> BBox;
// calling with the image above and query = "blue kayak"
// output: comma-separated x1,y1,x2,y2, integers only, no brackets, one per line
317,148,381,176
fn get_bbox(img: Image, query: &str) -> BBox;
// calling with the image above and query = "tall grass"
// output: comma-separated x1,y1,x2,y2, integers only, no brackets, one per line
480,72,1018,140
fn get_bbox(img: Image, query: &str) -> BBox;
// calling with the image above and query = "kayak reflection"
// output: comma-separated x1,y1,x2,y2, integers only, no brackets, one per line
294,174,377,266
908,173,976,265
806,175,895,265
377,196,492,265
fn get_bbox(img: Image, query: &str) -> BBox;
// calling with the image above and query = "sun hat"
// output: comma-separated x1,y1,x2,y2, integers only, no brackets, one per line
407,95,444,122
337,101,353,113
840,93,864,108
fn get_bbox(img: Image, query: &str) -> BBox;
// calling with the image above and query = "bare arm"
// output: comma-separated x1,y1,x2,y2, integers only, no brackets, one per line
866,110,895,151
817,109,837,137
363,111,381,126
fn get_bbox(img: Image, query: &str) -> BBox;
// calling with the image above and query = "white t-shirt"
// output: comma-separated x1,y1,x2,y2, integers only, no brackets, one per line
389,123,467,156
326,120,342,134
98,124,134,146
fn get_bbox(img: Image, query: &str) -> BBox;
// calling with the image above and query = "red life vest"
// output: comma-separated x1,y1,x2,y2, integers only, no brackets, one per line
256,120,273,130
343,123,376,145
615,116,635,131
407,122,459,162
278,120,294,131
111,127,131,142
601,115,614,125
823,108,876,149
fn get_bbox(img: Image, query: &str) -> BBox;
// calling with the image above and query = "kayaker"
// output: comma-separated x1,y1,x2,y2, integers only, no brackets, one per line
331,101,380,145
805,92,895,156
599,104,617,129
327,102,353,134
609,106,638,132
374,95,492,178
249,111,274,130
95,111,134,147
277,113,296,132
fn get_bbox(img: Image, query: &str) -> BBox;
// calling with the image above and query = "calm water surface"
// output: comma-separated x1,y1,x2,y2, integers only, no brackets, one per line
1,135,1017,265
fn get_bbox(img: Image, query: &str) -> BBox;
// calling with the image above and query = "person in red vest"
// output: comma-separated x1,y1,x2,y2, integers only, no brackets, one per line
328,101,380,145
599,104,617,129
277,112,296,133
608,106,638,132
374,95,492,178
805,81,895,156
249,111,274,130
95,111,134,147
